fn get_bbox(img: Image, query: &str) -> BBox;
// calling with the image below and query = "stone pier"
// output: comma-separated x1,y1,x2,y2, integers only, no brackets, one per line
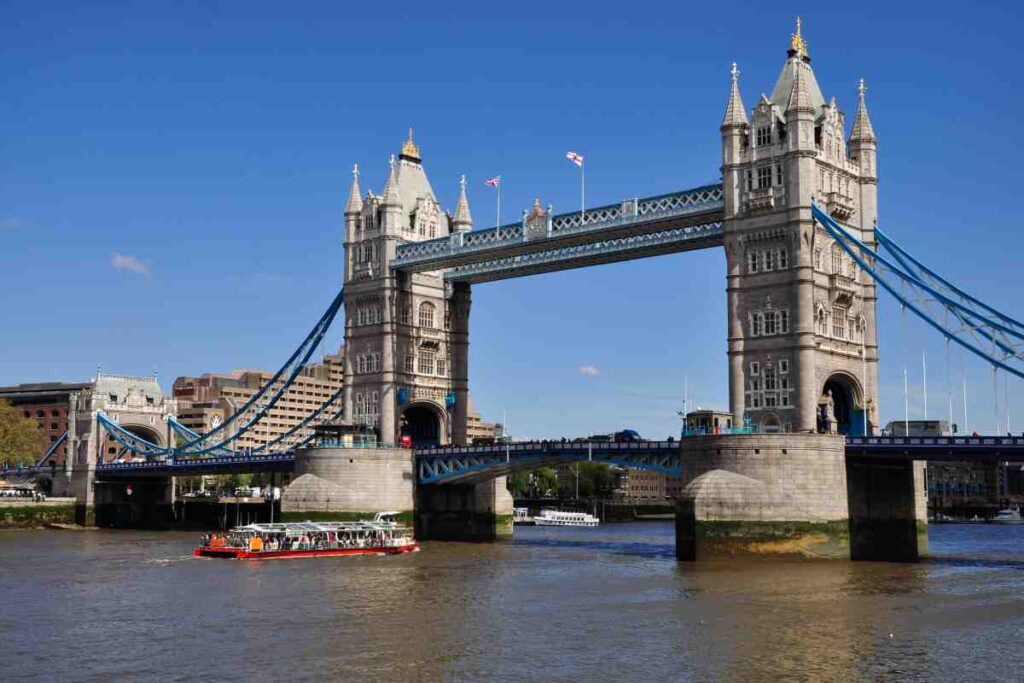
415,477,514,542
845,457,928,561
674,434,928,561
675,434,851,559
281,446,415,521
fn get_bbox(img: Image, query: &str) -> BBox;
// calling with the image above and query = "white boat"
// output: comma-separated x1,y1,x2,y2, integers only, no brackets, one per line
533,509,600,527
991,508,1023,524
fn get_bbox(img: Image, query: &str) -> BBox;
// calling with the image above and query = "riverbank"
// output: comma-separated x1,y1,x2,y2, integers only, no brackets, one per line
0,498,77,529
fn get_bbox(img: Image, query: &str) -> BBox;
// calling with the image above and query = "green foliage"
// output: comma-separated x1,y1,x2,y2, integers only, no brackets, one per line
558,462,615,499
0,399,47,467
506,467,559,498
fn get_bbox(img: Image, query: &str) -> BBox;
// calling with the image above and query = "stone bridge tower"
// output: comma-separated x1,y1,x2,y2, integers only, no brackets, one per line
721,21,880,435
342,132,473,446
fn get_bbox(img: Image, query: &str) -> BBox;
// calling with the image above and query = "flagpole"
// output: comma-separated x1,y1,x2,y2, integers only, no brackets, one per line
580,161,585,225
497,178,501,228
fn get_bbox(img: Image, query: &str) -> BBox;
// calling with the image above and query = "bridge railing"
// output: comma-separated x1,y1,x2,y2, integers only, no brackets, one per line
846,435,1024,448
392,184,724,270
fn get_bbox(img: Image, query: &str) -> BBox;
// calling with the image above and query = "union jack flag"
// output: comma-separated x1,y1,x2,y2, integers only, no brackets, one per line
566,151,584,167
484,176,501,187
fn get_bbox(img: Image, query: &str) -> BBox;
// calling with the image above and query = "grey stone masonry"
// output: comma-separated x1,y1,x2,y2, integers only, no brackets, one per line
722,27,880,435
282,447,415,513
679,433,848,522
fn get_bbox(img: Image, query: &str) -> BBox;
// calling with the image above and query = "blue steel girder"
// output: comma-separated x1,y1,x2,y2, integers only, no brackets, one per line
416,441,681,485
391,184,724,276
95,451,297,478
445,221,723,284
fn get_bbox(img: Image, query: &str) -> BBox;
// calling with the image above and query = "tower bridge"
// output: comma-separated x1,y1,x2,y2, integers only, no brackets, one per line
32,22,1024,561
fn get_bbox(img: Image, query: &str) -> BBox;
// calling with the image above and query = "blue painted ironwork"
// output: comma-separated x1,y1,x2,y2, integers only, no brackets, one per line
176,287,346,456
96,413,170,460
416,440,681,485
446,221,723,283
33,430,67,468
845,435,1024,462
96,451,296,477
812,204,1024,380
391,184,724,274
168,417,235,457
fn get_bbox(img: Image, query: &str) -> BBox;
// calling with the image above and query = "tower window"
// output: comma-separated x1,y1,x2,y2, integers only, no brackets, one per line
418,302,436,329
418,350,436,375
778,249,788,269
748,251,759,273
745,170,753,192
757,166,771,189
775,164,783,186
756,127,771,147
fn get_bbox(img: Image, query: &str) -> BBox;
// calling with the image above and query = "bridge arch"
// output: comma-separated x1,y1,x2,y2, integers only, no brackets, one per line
401,401,447,447
820,372,863,436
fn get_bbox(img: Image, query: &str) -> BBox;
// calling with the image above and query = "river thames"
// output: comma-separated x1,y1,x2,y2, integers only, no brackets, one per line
1,522,1021,682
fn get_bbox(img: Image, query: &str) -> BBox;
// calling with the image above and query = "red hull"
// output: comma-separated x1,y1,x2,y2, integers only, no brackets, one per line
193,543,419,560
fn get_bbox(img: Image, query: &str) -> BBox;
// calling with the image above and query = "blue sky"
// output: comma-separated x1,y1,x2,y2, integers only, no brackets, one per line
3,1,1024,438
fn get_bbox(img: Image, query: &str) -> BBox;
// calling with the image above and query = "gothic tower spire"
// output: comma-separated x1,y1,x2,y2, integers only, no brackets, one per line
721,62,749,128
452,174,473,232
850,78,877,143
381,154,402,207
345,164,363,215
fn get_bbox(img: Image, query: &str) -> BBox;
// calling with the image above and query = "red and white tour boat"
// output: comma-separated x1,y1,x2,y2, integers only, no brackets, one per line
193,513,419,560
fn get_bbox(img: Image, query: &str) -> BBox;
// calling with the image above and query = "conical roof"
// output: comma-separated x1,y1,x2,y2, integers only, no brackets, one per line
785,57,816,114
721,62,749,128
345,164,362,214
772,57,825,115
452,175,472,230
849,79,877,142
381,155,402,207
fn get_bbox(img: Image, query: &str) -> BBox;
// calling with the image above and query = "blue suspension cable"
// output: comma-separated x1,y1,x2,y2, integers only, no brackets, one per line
812,203,1024,381
177,287,345,456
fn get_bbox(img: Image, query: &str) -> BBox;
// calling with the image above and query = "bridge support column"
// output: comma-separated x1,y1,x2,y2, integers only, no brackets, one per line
674,434,850,560
846,458,928,562
450,282,471,446
281,446,415,521
416,478,513,542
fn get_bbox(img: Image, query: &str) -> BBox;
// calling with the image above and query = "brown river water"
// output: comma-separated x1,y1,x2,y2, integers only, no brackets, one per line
1,522,1021,682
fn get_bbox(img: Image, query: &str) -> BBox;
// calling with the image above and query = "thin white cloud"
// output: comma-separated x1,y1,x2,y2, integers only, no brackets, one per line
578,365,600,377
111,252,152,279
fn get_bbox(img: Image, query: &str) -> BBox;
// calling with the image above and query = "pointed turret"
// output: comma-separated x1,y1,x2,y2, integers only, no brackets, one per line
381,154,402,207
786,58,814,114
452,175,473,232
345,164,363,215
721,62,749,129
849,78,876,143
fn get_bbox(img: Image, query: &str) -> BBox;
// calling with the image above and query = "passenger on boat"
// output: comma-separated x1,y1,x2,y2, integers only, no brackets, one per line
249,535,264,552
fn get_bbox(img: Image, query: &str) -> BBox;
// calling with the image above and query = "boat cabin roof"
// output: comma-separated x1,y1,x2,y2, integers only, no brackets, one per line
230,521,400,534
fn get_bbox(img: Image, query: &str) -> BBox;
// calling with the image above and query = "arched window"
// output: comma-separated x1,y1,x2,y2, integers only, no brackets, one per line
418,302,435,329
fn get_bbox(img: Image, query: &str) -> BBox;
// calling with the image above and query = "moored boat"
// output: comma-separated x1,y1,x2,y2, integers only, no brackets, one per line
990,508,1024,524
194,516,419,560
532,508,600,527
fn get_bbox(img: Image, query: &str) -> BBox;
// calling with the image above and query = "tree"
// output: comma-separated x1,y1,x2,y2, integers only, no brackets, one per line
0,400,46,467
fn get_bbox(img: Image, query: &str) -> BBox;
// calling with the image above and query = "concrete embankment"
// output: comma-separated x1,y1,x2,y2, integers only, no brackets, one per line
0,498,77,529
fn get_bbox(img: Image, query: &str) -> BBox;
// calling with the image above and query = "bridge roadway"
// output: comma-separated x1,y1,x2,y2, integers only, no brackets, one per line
390,184,725,283
62,435,1024,485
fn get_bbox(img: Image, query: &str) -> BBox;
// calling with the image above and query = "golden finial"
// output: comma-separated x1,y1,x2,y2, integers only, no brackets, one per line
790,17,808,58
400,126,421,162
